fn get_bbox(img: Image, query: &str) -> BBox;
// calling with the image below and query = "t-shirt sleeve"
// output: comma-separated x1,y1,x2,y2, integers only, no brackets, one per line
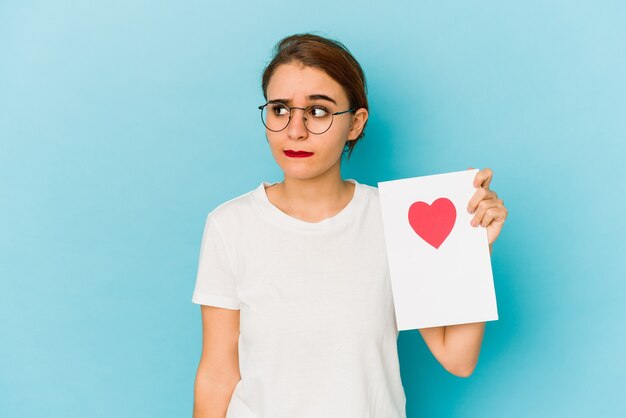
191,213,241,310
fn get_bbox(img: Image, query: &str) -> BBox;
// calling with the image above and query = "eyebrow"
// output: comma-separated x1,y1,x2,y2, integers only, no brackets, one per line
268,94,337,105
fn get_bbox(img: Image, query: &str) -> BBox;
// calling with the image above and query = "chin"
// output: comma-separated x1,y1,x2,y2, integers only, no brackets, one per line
282,165,341,182
281,170,320,181
273,152,342,180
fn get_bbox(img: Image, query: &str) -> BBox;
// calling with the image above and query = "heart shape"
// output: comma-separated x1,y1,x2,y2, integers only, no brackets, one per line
408,197,457,249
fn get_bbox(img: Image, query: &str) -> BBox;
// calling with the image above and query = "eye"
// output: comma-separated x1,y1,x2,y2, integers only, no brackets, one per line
270,104,289,116
307,106,329,118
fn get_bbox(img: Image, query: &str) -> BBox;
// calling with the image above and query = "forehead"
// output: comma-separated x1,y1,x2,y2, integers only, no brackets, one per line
266,62,347,103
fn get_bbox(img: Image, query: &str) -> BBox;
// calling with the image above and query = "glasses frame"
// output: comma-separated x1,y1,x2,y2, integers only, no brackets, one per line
258,102,356,135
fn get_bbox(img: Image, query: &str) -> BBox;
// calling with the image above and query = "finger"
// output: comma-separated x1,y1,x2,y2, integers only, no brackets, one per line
470,198,502,227
473,167,493,188
473,167,492,188
482,206,508,228
467,188,498,214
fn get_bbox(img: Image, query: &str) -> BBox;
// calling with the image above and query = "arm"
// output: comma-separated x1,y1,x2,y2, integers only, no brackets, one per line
418,244,492,377
422,166,504,377
418,322,485,377
193,305,241,418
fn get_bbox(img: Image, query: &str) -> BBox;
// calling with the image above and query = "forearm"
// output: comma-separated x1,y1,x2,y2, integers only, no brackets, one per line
193,366,239,418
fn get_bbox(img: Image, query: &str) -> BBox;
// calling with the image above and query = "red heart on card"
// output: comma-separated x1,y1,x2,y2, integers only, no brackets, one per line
408,198,457,249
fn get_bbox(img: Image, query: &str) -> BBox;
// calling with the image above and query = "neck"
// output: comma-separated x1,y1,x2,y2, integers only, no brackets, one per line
266,162,355,223
283,175,346,203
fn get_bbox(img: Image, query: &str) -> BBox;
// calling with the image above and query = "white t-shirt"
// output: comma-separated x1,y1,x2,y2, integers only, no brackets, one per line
192,179,407,418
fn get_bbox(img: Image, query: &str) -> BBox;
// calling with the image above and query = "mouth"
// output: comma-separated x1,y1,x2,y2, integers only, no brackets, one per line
284,150,314,158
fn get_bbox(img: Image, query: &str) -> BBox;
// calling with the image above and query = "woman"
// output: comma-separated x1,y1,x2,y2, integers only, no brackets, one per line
192,33,508,418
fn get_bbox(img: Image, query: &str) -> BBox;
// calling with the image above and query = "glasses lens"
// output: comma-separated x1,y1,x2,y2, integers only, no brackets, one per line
260,104,334,134
261,103,290,132
303,105,333,134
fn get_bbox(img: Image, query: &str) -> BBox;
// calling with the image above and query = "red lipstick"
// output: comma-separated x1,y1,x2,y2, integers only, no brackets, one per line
284,150,314,158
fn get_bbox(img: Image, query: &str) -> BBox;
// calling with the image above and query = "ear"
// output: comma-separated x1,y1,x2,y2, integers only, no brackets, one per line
347,108,369,141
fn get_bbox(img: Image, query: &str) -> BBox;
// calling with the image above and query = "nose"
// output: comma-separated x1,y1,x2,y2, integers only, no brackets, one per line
287,108,309,141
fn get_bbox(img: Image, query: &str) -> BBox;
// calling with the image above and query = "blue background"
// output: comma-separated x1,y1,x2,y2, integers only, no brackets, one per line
1,1,624,417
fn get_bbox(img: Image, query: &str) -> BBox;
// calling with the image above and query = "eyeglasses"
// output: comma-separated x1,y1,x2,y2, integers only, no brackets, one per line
258,102,356,135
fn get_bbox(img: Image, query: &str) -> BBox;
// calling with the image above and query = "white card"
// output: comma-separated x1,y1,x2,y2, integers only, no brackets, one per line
378,169,498,330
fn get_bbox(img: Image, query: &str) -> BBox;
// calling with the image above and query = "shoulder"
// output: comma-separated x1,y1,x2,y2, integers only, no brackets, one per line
357,181,381,205
358,182,379,197
205,184,260,228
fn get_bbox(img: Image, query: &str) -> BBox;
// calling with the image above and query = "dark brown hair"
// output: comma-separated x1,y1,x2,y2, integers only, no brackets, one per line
261,33,368,159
